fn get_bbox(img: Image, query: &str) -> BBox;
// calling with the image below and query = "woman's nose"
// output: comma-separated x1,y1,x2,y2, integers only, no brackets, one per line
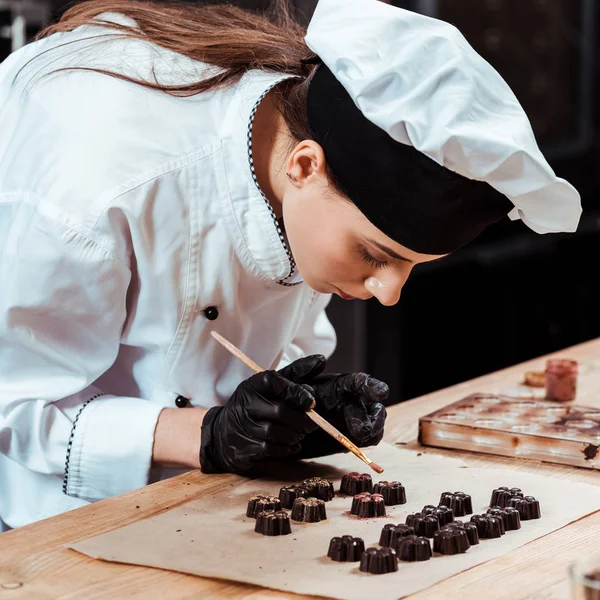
365,275,403,306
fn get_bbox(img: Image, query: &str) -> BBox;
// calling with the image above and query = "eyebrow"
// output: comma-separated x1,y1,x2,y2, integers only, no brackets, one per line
366,237,413,263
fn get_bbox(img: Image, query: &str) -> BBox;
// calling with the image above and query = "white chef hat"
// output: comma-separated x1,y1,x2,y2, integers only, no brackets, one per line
303,0,582,254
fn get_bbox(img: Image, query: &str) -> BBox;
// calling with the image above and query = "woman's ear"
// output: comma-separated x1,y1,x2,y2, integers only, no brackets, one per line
286,140,327,187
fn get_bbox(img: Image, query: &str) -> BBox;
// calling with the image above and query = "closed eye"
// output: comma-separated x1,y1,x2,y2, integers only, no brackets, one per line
359,245,389,269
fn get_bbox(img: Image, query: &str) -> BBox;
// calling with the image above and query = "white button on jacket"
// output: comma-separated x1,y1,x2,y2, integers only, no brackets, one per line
0,15,336,530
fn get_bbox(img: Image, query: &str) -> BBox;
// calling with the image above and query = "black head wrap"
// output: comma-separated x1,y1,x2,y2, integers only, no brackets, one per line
306,64,513,255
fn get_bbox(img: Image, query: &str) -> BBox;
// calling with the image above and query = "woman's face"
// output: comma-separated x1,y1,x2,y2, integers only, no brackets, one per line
282,143,446,306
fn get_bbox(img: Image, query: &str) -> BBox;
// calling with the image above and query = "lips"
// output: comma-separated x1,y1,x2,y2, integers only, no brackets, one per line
336,288,356,300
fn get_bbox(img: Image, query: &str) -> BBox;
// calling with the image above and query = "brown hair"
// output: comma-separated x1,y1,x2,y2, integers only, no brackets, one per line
31,0,343,190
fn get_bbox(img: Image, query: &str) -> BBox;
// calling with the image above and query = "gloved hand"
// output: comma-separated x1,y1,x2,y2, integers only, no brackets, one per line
279,355,388,459
199,358,321,474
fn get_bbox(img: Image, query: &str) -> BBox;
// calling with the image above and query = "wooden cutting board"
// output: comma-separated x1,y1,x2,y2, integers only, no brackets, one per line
419,393,600,469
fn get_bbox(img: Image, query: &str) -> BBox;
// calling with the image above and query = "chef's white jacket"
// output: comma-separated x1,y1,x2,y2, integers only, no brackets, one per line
0,16,336,530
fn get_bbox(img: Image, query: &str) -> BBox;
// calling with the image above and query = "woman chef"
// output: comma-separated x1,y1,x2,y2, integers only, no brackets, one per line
0,0,581,530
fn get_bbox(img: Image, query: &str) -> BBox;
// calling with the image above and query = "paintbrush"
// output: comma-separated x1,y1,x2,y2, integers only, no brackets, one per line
211,330,384,474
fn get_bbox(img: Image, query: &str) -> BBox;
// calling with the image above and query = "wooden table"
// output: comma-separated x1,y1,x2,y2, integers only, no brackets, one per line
2,340,600,600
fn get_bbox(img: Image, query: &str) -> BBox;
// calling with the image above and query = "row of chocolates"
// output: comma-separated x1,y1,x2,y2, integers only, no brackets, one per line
248,474,405,535
329,486,542,574
247,475,541,566
248,495,329,534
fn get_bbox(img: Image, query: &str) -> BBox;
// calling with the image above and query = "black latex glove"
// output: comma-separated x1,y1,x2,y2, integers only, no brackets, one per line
199,358,322,474
279,355,388,459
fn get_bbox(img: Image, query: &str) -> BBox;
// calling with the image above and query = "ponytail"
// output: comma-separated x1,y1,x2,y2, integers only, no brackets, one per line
36,0,316,95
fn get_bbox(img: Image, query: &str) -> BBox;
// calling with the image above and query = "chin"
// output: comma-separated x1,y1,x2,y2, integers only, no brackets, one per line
303,277,330,294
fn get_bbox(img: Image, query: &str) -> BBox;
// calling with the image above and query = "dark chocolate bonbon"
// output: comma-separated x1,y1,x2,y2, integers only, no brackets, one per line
379,523,415,547
327,535,365,562
421,505,437,515
487,506,521,531
291,497,327,523
359,547,398,574
489,487,523,508
421,505,454,526
254,510,292,536
278,485,310,509
372,481,406,505
340,472,373,496
508,496,541,520
470,514,505,538
433,527,471,555
439,491,473,517
301,477,335,502
350,492,386,518
405,513,440,538
396,535,432,562
246,495,282,518
445,520,480,545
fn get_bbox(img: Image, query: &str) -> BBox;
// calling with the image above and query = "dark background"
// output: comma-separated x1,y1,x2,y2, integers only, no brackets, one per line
3,0,599,405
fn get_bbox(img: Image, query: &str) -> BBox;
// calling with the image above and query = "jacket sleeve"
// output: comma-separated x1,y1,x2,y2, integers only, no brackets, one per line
276,293,337,368
0,206,163,502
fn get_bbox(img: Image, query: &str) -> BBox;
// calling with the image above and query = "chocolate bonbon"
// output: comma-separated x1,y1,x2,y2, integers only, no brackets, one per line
470,514,505,538
439,491,473,517
372,481,406,505
301,477,335,502
350,492,386,518
291,497,327,522
327,535,365,562
405,513,439,538
359,547,398,574
254,510,292,536
489,487,523,508
379,523,415,547
246,495,282,518
340,472,373,495
508,496,541,520
278,485,310,509
396,535,432,562
487,506,521,531
433,527,471,555
421,505,454,526
445,520,480,545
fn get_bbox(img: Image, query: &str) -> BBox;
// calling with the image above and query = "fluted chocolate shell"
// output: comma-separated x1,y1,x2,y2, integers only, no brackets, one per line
421,505,438,516
379,523,415,547
301,477,335,502
421,505,454,526
372,481,406,505
246,495,282,518
439,491,473,517
405,514,439,538
445,520,480,545
489,487,523,508
396,535,432,562
487,506,521,531
327,535,365,562
350,492,386,518
359,547,398,574
278,485,310,509
291,497,327,523
254,510,292,536
470,514,505,538
433,527,471,555
508,496,541,520
340,472,373,496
